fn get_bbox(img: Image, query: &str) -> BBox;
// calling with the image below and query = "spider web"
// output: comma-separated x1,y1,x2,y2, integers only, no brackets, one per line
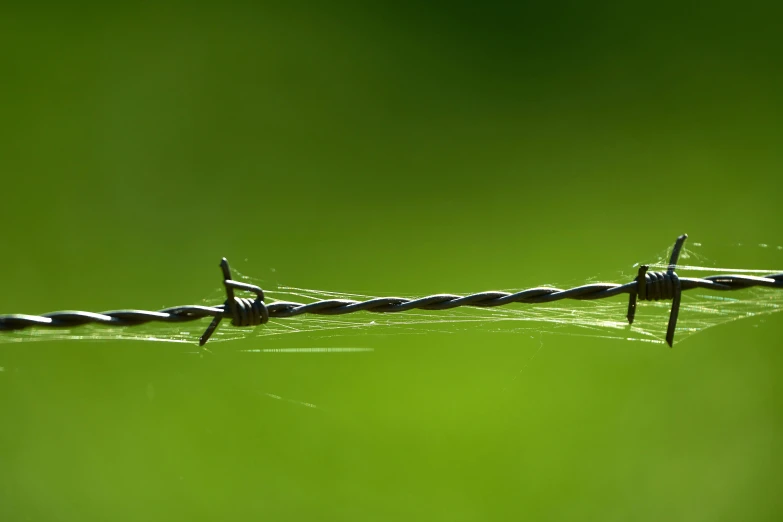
2,244,781,348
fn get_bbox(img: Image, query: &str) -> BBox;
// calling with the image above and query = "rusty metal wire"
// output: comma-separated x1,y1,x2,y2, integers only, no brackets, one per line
1,234,781,347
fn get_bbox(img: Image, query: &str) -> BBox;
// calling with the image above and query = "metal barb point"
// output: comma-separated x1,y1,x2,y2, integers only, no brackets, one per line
198,258,234,346
626,265,648,325
665,234,688,348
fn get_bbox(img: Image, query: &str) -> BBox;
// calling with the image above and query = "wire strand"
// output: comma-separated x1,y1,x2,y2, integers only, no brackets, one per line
1,235,781,347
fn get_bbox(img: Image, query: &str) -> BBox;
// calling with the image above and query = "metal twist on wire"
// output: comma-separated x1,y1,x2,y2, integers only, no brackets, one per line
626,233,687,347
1,234,782,347
199,258,268,346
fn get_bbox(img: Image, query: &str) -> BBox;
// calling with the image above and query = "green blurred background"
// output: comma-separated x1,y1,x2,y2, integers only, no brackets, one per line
1,2,782,520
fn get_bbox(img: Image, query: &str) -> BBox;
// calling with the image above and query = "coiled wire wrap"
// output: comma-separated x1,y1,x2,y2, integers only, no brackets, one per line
636,270,678,301
227,297,269,327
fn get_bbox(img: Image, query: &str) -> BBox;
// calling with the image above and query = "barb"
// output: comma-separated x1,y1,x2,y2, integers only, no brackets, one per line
1,235,781,347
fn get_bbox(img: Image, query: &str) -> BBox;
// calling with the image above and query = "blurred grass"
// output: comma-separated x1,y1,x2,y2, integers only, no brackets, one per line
1,2,782,521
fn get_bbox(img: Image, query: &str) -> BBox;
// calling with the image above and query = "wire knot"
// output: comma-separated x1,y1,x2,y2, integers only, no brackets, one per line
636,270,679,301
199,258,268,346
227,296,269,327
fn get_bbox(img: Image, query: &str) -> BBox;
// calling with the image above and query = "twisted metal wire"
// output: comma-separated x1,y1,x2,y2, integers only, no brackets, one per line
1,234,781,347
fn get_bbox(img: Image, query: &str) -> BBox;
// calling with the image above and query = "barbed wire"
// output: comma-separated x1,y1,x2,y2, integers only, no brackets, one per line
1,234,781,347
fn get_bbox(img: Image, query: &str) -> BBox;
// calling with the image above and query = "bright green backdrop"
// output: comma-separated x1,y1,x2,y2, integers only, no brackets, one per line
1,3,782,521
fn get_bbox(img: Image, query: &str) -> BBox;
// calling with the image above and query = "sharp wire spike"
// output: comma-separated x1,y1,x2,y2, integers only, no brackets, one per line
626,264,648,325
198,259,233,346
2,234,781,347
665,234,688,347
